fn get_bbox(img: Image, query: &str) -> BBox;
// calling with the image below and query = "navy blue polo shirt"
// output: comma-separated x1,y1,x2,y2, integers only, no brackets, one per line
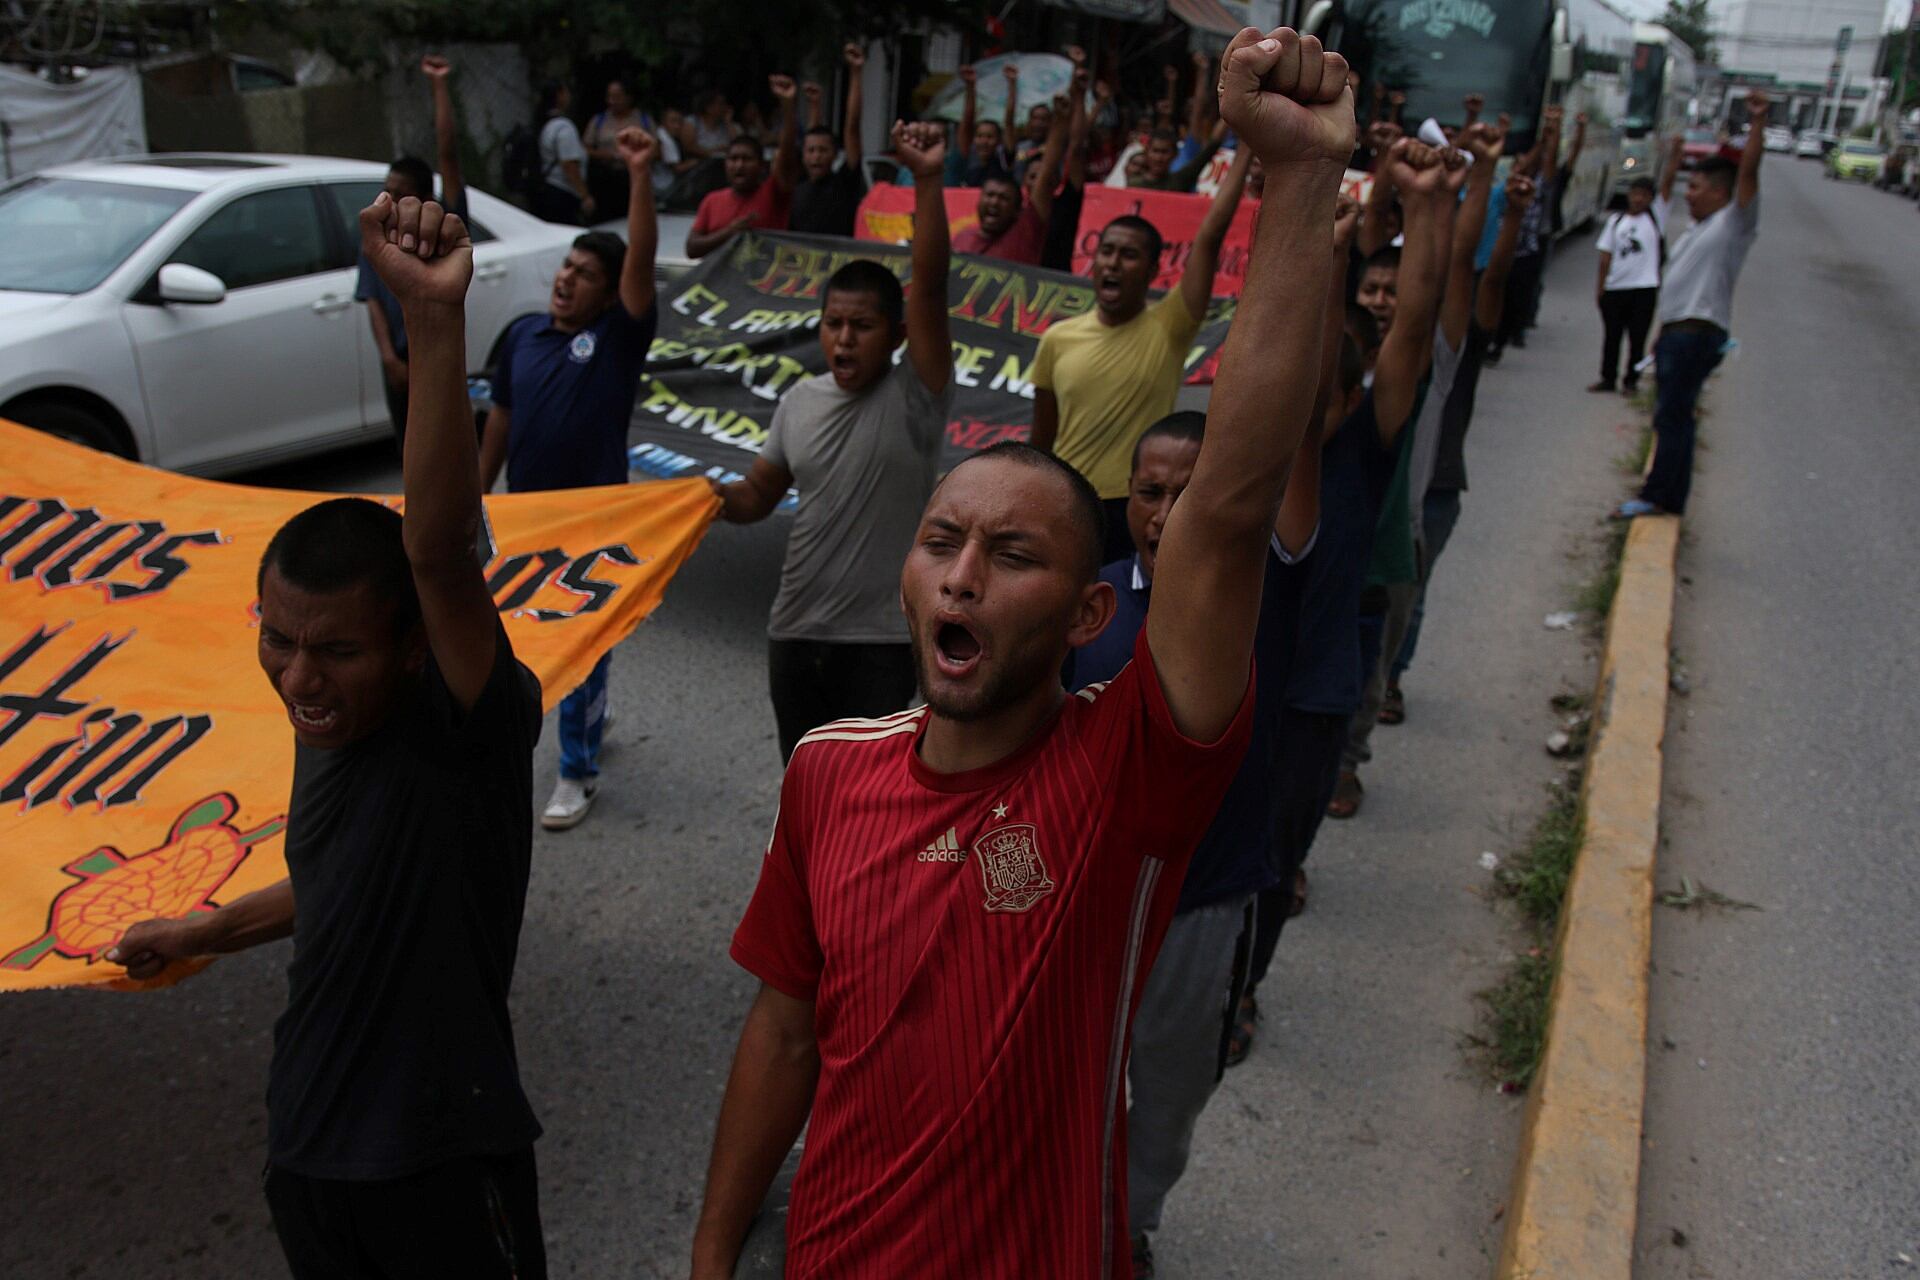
1066,549,1304,913
1286,394,1396,716
492,301,657,493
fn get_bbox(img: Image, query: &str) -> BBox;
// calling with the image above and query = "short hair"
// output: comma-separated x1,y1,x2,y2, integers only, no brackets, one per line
537,80,567,115
956,442,1106,583
1131,410,1206,474
803,125,838,146
1695,155,1737,192
258,498,420,635
823,258,905,328
387,156,433,199
1628,176,1656,193
1149,127,1179,146
572,230,626,281
1362,245,1401,276
727,136,763,159
975,119,1003,140
1101,215,1164,270
1345,301,1381,353
695,89,727,113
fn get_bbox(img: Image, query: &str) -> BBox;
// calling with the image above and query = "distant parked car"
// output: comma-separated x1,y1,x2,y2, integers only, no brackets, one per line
1762,126,1795,153
0,154,577,475
1795,132,1829,159
1680,127,1722,169
1825,139,1885,182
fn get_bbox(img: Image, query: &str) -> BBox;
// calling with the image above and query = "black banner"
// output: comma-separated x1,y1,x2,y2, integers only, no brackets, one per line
628,231,1235,502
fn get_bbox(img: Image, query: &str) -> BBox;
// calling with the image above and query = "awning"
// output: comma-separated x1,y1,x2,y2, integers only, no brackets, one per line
1168,0,1247,37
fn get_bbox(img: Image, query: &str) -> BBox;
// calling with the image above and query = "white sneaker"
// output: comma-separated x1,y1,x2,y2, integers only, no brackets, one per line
541,777,598,831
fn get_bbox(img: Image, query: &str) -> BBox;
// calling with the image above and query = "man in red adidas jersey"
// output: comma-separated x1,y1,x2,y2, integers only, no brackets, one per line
690,28,1356,1280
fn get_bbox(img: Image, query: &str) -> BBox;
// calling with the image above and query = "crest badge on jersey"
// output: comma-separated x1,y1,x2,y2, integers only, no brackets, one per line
569,331,597,364
973,823,1054,913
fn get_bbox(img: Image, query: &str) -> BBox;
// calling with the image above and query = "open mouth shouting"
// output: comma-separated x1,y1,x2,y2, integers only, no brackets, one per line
932,612,984,680
286,701,340,736
1096,272,1126,306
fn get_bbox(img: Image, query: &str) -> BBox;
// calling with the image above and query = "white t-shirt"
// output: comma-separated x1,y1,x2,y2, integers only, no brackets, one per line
1596,206,1666,292
539,116,587,194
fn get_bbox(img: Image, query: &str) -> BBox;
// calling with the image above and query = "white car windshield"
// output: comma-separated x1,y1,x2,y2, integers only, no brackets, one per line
0,177,195,295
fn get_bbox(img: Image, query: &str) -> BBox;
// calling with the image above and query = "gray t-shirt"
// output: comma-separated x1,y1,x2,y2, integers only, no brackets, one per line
1657,192,1759,330
764,362,951,643
539,117,587,194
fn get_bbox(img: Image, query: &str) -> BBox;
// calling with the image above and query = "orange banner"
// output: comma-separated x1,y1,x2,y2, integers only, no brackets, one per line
854,183,983,243
0,422,718,992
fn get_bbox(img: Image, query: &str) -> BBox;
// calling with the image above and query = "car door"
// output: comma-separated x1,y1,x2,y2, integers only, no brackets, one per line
320,181,524,402
121,184,364,473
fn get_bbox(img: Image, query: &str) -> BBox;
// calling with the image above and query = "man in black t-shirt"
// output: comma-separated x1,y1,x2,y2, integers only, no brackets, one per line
789,42,869,237
108,193,548,1279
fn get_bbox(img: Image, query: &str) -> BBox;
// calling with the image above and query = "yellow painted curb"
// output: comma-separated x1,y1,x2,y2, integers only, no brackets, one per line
1495,514,1679,1280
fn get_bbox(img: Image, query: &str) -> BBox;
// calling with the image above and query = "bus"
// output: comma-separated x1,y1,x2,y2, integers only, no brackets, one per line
1305,0,1634,233
1615,23,1698,202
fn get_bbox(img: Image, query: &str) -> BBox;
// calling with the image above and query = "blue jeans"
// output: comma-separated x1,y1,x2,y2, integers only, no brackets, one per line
558,654,610,781
1392,488,1464,681
1642,327,1726,515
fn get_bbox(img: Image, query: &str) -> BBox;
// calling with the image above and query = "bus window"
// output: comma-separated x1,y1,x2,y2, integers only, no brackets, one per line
1625,42,1666,136
1334,0,1549,142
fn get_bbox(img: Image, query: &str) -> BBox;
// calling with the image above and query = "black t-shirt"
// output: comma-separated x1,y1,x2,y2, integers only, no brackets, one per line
267,625,544,1179
1430,320,1490,493
1286,394,1397,716
789,165,866,237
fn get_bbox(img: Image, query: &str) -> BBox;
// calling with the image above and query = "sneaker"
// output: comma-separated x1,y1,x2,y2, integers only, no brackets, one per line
1131,1232,1155,1280
541,777,598,830
1608,498,1667,521
1586,379,1616,393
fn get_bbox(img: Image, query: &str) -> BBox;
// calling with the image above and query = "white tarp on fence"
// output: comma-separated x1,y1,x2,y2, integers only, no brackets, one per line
0,64,147,181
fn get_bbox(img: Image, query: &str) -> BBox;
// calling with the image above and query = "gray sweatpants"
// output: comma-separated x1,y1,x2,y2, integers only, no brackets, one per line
1126,896,1255,1236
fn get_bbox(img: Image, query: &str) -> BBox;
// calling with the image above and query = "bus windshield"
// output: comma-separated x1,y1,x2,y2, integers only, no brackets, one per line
1335,0,1551,140
1624,41,1665,135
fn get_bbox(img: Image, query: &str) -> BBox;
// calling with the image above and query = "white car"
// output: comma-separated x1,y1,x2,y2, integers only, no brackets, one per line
1763,126,1795,153
1795,132,1828,159
0,153,577,475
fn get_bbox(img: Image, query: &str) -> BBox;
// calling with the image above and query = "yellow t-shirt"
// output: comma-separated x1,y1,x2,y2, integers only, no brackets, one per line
1030,291,1202,499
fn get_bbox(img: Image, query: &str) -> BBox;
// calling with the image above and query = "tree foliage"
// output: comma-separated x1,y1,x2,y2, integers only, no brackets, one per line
1659,0,1716,66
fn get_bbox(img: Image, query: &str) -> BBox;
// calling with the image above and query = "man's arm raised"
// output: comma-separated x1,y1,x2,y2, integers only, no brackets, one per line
842,43,866,168
1736,88,1767,208
1476,171,1534,333
1179,142,1253,324
770,76,802,194
422,55,464,213
893,120,953,394
1276,192,1362,556
363,193,497,710
1443,121,1502,351
616,126,660,318
1147,27,1352,743
1370,139,1450,444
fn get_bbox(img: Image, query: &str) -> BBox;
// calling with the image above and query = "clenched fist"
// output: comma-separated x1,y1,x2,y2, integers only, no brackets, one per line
1216,27,1355,169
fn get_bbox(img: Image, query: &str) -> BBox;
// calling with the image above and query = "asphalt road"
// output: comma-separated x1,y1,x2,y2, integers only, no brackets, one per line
1633,160,1920,1276
4,210,1671,1276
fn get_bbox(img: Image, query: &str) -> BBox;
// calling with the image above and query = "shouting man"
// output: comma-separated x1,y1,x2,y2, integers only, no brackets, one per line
688,27,1354,1278
108,193,548,1277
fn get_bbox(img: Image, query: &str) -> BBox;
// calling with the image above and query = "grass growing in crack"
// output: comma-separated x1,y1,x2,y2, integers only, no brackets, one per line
1616,426,1653,477
1473,778,1585,1090
1573,523,1630,621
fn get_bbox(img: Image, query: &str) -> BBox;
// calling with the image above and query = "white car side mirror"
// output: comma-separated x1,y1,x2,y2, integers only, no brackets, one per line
158,262,227,305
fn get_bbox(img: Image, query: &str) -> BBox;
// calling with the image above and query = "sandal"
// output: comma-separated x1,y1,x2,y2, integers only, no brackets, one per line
1378,685,1405,725
1225,993,1258,1068
1290,867,1309,918
1326,769,1363,820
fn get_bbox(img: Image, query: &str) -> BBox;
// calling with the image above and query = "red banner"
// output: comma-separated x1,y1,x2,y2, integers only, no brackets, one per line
1071,185,1259,297
854,184,984,244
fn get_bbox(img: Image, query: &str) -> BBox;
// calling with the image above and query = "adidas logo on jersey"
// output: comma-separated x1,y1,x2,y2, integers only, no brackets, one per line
917,827,967,863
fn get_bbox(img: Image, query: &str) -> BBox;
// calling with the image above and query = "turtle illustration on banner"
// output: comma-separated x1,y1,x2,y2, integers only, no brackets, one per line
0,793,286,972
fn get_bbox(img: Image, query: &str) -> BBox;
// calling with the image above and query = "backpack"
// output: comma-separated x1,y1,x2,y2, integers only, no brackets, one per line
501,122,552,201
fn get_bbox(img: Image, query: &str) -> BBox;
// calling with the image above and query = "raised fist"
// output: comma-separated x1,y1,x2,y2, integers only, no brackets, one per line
1389,89,1406,106
1216,27,1355,168
421,54,452,81
1382,137,1445,197
844,41,866,69
616,125,657,172
1053,92,1071,115
802,81,823,105
1542,104,1565,126
1441,145,1471,193
1004,62,1020,83
959,65,978,87
360,193,472,309
1366,119,1403,153
769,74,797,102
1333,192,1361,249
1745,87,1769,118
1462,91,1484,120
1458,121,1502,164
1163,64,1180,84
1504,171,1537,212
892,119,947,180
1065,44,1087,66
1192,50,1211,71
1575,110,1589,126
1094,79,1113,103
